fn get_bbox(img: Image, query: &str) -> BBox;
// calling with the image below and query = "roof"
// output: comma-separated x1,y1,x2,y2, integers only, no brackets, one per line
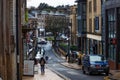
28,13,35,18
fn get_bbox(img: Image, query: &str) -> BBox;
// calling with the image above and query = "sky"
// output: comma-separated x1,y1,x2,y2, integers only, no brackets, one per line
27,0,76,8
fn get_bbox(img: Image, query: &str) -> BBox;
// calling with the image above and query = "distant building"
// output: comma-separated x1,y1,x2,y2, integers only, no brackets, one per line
70,5,77,45
75,0,87,53
37,10,69,35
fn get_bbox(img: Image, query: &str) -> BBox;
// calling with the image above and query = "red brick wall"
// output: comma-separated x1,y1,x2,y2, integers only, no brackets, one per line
119,64,120,69
109,60,120,70
109,60,116,70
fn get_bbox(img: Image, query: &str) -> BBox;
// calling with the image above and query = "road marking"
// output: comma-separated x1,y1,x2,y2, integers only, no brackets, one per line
67,71,80,75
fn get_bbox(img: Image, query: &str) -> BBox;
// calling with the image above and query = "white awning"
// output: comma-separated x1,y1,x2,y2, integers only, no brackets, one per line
87,34,101,41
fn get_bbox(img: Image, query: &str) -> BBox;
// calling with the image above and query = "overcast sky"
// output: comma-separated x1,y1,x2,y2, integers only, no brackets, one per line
27,0,76,8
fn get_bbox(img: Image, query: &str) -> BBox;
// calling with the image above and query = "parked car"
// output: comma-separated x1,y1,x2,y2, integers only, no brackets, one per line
82,54,109,75
38,41,47,44
71,51,79,59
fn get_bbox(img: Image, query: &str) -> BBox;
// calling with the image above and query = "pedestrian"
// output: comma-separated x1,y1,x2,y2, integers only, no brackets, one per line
39,57,46,75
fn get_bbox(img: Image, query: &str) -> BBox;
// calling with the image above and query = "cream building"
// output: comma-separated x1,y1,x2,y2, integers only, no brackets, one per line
86,0,103,54
70,5,77,45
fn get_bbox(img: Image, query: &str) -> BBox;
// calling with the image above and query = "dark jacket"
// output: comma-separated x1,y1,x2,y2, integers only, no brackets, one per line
39,57,46,65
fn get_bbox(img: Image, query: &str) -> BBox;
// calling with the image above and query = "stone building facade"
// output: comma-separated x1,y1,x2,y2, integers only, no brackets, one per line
86,0,103,55
0,0,26,80
70,5,77,46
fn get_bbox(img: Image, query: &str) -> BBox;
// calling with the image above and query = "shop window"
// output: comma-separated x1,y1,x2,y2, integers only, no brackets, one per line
107,9,116,60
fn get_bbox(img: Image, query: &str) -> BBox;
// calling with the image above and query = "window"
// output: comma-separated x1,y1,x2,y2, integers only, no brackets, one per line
94,17,99,30
94,0,97,12
82,3,86,13
107,9,116,60
89,18,92,32
89,1,92,13
83,20,86,32
90,56,103,62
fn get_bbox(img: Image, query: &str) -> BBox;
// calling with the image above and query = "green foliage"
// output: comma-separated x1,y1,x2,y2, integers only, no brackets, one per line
70,45,78,51
59,43,68,52
59,43,67,47
46,37,54,41
37,3,56,11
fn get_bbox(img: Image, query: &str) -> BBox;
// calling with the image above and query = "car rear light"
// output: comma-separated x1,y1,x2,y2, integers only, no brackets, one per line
96,65,100,68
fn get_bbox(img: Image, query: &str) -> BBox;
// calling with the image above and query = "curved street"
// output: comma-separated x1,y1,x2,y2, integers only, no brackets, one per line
42,41,105,80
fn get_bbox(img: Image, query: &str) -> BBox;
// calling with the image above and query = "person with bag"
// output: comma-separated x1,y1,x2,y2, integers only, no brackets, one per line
39,57,46,75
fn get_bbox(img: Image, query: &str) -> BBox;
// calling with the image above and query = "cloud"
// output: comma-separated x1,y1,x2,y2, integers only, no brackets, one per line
27,0,76,8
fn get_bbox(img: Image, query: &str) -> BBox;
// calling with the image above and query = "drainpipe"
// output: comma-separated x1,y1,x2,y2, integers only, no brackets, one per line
16,0,20,80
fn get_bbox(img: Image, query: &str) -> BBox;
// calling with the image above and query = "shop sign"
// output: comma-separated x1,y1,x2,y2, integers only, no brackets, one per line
23,60,34,76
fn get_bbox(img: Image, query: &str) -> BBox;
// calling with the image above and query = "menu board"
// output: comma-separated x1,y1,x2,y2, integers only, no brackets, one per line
23,60,34,76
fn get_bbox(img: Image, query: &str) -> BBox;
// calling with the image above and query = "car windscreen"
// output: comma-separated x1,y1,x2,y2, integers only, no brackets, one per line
89,56,104,62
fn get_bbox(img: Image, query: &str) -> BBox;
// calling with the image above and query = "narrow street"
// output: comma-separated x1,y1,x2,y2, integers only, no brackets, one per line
43,41,105,80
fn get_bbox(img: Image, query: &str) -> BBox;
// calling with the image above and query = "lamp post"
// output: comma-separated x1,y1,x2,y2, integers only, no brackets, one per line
67,25,71,62
67,37,70,62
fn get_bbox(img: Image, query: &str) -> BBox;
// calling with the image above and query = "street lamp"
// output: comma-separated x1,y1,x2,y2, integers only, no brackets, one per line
67,25,71,62
67,37,70,62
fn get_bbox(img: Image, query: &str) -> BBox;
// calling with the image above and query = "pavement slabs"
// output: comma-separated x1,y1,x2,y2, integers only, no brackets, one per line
22,64,64,80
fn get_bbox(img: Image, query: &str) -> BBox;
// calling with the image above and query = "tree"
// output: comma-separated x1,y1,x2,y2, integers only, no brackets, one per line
28,6,36,13
37,3,56,12
45,15,69,46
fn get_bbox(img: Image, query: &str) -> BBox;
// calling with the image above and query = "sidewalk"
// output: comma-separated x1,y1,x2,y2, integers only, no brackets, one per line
22,64,64,80
60,56,82,70
104,70,120,80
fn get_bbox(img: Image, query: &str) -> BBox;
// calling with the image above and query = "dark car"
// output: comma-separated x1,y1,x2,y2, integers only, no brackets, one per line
82,54,109,75
38,41,47,44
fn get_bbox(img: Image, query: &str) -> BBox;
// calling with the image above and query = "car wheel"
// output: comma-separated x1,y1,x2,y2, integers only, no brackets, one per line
88,68,92,75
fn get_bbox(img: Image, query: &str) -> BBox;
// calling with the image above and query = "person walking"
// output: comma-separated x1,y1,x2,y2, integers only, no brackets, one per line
39,57,46,75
